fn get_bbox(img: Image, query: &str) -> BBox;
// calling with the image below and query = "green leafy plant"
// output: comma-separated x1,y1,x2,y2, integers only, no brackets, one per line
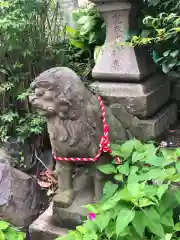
66,5,106,68
0,220,26,240
0,0,73,143
56,139,180,240
129,0,180,73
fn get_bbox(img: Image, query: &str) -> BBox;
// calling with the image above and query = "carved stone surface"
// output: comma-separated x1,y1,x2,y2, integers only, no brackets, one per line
112,103,177,140
92,2,156,81
29,203,67,240
91,74,170,118
0,148,40,228
172,77,180,101
53,168,94,228
131,103,177,140
29,67,134,226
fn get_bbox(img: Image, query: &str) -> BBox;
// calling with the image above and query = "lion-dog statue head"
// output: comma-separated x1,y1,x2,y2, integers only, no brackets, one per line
29,67,103,158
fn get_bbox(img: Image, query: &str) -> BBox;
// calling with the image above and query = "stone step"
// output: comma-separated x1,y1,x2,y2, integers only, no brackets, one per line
131,103,177,140
91,74,170,118
29,203,67,240
111,103,177,140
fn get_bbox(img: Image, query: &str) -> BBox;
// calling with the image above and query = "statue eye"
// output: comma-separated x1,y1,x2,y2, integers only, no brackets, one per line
35,88,44,96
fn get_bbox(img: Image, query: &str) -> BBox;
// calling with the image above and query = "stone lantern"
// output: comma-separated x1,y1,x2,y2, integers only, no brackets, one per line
90,0,177,139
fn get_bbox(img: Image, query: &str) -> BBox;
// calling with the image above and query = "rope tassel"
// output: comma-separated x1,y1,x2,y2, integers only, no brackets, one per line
53,96,121,164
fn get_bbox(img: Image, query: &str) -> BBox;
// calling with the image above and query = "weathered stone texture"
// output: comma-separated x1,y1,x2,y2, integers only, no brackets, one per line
0,148,40,228
92,2,156,81
91,74,170,118
29,203,67,240
132,103,177,140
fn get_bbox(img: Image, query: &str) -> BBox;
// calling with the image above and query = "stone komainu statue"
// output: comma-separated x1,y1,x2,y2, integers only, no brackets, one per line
29,67,139,226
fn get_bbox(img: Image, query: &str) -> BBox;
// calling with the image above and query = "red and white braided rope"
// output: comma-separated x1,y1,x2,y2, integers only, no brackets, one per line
53,96,121,164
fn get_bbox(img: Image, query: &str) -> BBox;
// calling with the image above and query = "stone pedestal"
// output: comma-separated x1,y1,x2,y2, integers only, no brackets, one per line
90,0,177,138
91,74,170,118
92,2,156,81
29,203,67,240
171,73,180,116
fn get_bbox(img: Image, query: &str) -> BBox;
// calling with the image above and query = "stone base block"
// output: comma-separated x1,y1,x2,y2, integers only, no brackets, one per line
131,103,177,140
91,74,170,118
93,45,156,82
172,78,180,101
52,171,94,229
29,203,67,240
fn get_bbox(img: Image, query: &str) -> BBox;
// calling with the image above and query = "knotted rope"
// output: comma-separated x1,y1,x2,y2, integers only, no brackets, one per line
53,96,121,164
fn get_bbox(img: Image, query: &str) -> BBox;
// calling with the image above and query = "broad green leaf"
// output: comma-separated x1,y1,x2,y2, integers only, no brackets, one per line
104,220,115,239
145,206,160,221
132,211,145,238
138,198,155,207
164,234,173,240
144,155,166,167
0,231,5,240
141,168,167,181
127,173,140,184
76,226,86,235
3,228,18,240
119,226,131,237
100,192,121,211
127,226,142,240
111,143,121,157
98,164,117,174
102,182,118,201
174,222,180,231
65,25,76,37
132,139,144,151
160,209,174,227
114,174,123,181
132,151,145,163
144,144,157,155
157,184,169,199
117,161,129,175
0,221,9,230
95,212,111,232
174,189,180,204
120,140,136,159
161,149,178,162
118,187,134,202
69,39,84,49
127,183,144,199
129,166,138,175
77,16,93,25
175,161,180,173
168,174,180,182
83,220,97,232
165,167,176,176
146,219,165,237
116,208,135,236
144,185,158,197
170,50,179,58
16,232,27,240
82,233,98,240
159,192,176,214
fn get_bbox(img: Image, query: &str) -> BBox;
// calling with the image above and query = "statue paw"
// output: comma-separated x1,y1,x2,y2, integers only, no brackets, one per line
53,189,76,208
